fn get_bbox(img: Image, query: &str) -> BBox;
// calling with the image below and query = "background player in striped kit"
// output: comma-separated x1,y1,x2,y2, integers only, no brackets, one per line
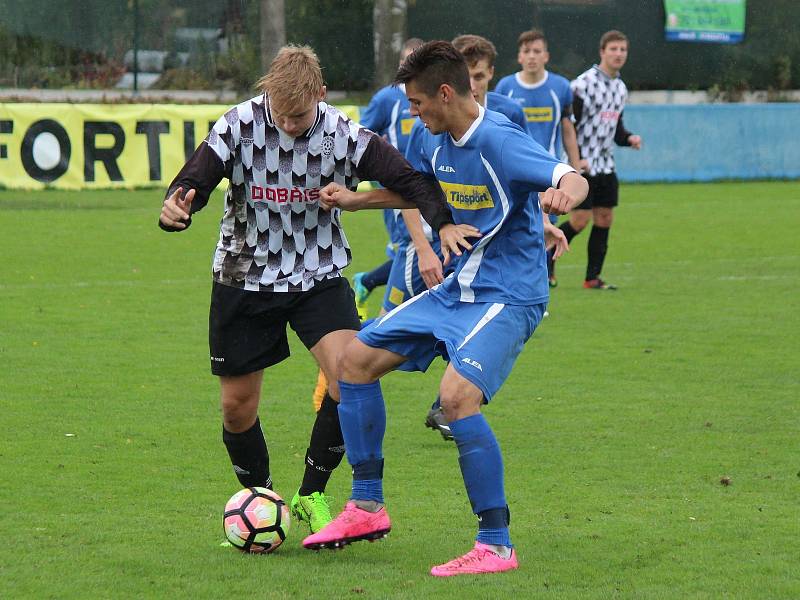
560,30,642,290
158,45,472,538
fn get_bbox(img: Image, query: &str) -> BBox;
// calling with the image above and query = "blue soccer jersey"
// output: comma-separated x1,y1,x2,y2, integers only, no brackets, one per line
494,71,573,158
485,91,527,131
408,106,574,306
358,84,416,155
360,84,417,248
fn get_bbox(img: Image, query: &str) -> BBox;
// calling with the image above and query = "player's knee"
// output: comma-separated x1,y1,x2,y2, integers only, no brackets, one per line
337,338,379,383
571,215,590,232
439,380,483,422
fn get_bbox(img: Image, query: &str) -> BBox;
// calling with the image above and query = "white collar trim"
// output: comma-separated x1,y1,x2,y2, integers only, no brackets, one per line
451,104,484,147
514,71,550,90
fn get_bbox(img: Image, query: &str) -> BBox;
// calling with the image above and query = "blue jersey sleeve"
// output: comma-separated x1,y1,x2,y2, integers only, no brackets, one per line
508,103,527,130
493,75,512,97
404,120,434,176
500,129,565,192
359,88,389,133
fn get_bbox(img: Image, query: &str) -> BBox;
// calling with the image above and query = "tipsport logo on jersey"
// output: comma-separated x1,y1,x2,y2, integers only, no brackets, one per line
0,103,361,190
439,181,495,210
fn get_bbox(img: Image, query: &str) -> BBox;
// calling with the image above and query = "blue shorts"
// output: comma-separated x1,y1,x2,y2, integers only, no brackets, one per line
382,242,430,312
359,288,546,401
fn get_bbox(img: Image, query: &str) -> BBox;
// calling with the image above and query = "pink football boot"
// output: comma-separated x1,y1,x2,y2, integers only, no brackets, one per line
302,501,391,550
430,542,518,576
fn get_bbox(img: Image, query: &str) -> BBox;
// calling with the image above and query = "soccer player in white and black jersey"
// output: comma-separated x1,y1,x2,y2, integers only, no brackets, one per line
559,30,642,289
158,46,475,535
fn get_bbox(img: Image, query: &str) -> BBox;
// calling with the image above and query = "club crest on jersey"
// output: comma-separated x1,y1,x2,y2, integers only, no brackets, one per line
439,181,495,210
437,164,455,173
321,135,334,157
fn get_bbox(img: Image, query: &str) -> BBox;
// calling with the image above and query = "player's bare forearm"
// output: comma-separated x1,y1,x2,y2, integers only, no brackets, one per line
559,172,588,210
401,209,432,252
561,118,581,170
402,208,443,287
319,183,415,211
540,172,588,215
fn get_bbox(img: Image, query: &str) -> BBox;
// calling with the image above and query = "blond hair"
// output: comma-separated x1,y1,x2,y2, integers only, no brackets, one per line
256,45,324,108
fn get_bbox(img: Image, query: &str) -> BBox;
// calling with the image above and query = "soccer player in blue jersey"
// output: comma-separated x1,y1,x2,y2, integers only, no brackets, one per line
302,41,588,576
494,29,579,165
351,38,425,319
399,34,566,439
495,29,580,286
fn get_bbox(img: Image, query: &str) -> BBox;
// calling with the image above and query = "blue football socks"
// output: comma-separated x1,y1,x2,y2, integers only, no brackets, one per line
338,380,386,503
450,413,512,547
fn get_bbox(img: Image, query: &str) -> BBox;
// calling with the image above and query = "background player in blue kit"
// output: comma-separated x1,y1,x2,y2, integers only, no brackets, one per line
494,29,579,166
495,29,581,286
351,38,425,319
302,41,587,576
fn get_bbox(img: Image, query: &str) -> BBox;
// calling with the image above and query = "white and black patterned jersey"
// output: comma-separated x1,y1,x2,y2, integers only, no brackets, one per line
571,65,633,176
162,94,451,292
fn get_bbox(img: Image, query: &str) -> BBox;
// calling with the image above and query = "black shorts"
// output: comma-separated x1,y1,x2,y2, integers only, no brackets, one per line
575,172,619,210
208,277,360,376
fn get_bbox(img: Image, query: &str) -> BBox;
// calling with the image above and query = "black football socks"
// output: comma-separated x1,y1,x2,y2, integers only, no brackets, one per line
586,225,610,281
299,392,346,496
223,417,271,489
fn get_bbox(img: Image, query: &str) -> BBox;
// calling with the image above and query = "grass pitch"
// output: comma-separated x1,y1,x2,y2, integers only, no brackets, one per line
0,181,798,599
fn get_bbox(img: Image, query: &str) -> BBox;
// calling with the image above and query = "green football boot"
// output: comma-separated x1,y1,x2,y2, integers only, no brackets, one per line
291,491,333,533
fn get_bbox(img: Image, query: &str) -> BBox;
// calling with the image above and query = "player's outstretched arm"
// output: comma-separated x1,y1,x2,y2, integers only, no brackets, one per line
539,172,588,215
318,183,414,211
159,187,195,230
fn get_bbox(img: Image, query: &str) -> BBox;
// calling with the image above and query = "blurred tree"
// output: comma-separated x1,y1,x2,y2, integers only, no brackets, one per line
260,0,286,73
373,0,407,88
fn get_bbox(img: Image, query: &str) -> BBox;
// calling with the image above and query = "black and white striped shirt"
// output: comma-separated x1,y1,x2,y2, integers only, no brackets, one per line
571,65,633,176
163,94,451,292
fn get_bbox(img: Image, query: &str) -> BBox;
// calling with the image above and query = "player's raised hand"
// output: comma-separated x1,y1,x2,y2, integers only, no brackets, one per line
160,186,195,229
543,220,570,259
539,187,574,216
439,223,481,266
628,135,642,150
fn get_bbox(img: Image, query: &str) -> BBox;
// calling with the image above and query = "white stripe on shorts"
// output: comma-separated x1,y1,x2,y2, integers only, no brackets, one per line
457,302,505,350
404,243,416,296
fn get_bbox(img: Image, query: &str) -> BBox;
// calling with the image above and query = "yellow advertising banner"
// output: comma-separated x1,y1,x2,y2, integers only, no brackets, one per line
0,103,361,190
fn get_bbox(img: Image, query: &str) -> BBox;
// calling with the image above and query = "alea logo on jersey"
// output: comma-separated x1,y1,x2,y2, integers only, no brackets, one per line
439,181,495,210
251,185,320,203
437,164,455,173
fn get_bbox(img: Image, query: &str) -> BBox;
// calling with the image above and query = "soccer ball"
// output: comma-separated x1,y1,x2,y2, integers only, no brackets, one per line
223,487,290,553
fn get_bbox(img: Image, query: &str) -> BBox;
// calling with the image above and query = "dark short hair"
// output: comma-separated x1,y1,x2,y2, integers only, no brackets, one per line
394,40,471,97
452,34,497,68
600,30,628,50
517,29,547,50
